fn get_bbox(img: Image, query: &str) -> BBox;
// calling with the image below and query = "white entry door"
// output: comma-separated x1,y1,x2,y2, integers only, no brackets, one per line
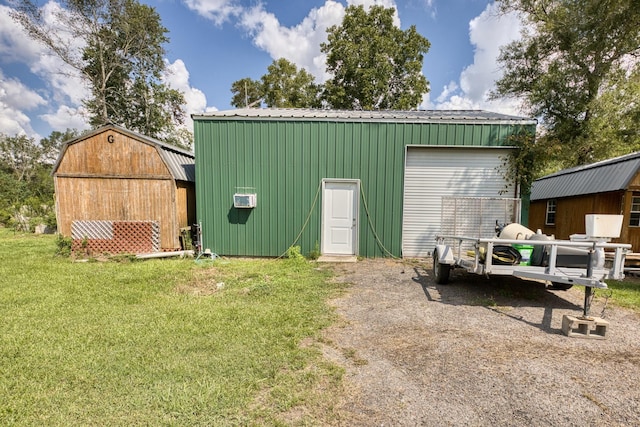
322,180,359,255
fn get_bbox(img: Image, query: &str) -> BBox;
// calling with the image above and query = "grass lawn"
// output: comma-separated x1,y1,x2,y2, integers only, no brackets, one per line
0,230,344,426
604,277,640,311
2,230,640,426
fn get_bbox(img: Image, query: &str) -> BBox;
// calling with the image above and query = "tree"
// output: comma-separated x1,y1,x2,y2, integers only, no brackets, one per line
230,59,321,108
493,0,640,167
39,128,80,164
0,131,72,229
260,59,321,108
586,67,640,159
0,134,41,183
10,0,186,145
320,5,430,110
230,77,262,108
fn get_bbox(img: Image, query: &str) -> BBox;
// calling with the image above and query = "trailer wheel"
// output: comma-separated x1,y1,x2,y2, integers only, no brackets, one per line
433,249,451,284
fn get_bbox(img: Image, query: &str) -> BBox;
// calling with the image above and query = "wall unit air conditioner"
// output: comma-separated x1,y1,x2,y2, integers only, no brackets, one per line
233,193,257,208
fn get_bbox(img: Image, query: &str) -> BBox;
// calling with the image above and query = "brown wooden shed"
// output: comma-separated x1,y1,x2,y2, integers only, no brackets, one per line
528,152,640,251
52,124,196,254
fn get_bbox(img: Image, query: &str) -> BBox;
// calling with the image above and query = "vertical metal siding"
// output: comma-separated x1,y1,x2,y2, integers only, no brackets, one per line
195,119,532,257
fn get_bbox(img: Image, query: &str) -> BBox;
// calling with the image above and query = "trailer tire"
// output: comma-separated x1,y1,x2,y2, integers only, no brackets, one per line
548,282,573,291
433,249,451,285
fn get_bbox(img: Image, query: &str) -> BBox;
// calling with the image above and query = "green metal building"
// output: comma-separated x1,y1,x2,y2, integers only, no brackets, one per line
193,108,536,258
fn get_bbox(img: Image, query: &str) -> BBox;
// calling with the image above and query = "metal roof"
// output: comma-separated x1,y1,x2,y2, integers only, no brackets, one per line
53,124,195,182
530,151,640,201
193,108,537,125
157,147,195,182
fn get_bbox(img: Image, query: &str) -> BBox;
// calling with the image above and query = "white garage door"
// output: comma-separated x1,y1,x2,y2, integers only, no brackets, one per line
402,147,516,257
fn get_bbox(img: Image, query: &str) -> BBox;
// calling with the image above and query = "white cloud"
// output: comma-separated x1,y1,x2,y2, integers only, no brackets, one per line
163,59,209,130
0,79,44,136
36,54,88,106
237,0,403,83
435,81,459,104
2,1,208,139
0,70,46,136
239,1,346,82
40,105,89,131
183,0,241,25
0,106,34,137
0,5,45,64
0,72,46,111
0,2,90,137
29,1,88,106
432,3,525,115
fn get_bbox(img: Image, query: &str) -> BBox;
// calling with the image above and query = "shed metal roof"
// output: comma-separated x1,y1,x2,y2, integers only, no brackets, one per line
53,124,195,182
193,108,537,125
530,151,640,201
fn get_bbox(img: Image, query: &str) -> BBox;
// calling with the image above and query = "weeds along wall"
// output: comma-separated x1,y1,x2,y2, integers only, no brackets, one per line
193,113,535,258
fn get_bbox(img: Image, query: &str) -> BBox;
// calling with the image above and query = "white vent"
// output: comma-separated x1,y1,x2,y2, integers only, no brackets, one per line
233,193,257,208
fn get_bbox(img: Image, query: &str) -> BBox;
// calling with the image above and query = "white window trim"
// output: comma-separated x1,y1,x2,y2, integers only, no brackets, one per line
545,199,557,226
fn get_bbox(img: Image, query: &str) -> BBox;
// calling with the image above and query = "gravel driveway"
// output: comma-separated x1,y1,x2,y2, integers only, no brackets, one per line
319,258,640,426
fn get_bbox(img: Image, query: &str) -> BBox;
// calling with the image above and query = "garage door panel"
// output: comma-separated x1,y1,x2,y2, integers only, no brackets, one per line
402,147,515,258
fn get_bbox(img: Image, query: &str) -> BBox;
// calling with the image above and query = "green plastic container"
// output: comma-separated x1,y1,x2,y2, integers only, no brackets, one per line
513,244,534,266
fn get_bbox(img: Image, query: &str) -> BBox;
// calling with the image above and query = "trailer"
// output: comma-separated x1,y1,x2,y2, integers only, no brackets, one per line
433,234,631,318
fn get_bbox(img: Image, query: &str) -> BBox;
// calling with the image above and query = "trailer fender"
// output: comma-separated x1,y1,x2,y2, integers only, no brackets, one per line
434,244,455,265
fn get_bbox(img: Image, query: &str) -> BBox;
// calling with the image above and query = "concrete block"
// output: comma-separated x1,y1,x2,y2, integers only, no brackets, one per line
562,315,609,339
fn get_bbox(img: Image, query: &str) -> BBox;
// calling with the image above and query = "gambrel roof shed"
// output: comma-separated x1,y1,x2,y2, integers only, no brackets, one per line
53,124,196,254
53,124,196,182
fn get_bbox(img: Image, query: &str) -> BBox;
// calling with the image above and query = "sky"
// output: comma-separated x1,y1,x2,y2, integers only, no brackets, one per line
0,0,525,142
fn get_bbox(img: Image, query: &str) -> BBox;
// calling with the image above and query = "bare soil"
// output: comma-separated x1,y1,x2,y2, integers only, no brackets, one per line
318,258,640,426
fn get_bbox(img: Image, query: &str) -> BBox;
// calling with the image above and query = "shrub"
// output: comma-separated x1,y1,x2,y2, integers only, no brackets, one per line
55,234,73,257
308,241,321,260
285,245,305,261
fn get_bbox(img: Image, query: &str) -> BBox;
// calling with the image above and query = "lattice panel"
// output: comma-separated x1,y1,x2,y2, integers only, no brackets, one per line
71,220,114,240
440,197,521,251
71,220,159,254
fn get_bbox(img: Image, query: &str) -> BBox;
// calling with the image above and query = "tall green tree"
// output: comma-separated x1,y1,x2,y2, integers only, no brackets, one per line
10,0,187,146
39,128,80,164
0,131,73,229
586,67,640,158
230,59,320,108
260,58,321,108
320,5,430,110
0,134,41,183
493,0,640,167
230,77,263,108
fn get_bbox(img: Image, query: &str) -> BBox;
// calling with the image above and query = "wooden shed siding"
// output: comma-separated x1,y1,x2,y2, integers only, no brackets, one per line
529,191,631,245
629,171,640,188
528,201,548,233
176,181,196,229
53,127,195,252
55,176,179,249
56,131,172,178
195,119,531,257
535,192,623,236
621,190,640,251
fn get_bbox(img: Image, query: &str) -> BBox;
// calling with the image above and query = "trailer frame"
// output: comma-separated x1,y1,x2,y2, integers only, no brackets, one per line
433,235,631,317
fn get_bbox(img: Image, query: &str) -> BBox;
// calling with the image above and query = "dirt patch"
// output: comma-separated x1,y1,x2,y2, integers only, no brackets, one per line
318,258,640,426
175,267,226,296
